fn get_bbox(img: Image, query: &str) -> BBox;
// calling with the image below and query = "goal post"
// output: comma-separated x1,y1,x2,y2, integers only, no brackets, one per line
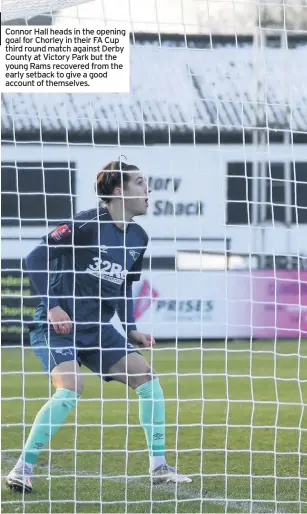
2,1,307,513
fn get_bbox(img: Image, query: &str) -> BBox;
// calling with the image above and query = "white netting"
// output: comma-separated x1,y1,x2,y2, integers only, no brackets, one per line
2,1,307,513
1,0,90,22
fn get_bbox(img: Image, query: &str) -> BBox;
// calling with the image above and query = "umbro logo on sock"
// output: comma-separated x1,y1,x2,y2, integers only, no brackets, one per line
153,433,163,440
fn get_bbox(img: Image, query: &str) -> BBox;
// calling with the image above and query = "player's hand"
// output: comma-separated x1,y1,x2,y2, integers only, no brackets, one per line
128,330,156,348
48,306,72,335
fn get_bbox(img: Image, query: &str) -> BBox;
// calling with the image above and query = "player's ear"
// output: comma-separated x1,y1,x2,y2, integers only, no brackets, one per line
113,186,121,198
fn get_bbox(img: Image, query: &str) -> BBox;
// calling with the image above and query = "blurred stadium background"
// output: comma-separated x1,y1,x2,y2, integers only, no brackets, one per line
2,0,307,512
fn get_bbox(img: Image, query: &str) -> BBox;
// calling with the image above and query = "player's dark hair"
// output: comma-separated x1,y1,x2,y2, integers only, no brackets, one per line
95,158,139,203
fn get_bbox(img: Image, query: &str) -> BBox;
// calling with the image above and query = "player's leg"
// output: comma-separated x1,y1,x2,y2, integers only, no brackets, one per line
81,326,191,484
108,351,191,483
109,351,166,465
6,327,83,493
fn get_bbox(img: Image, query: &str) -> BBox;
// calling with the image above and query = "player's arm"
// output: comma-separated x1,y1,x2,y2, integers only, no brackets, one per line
25,218,89,311
117,278,139,334
117,236,155,346
117,242,147,333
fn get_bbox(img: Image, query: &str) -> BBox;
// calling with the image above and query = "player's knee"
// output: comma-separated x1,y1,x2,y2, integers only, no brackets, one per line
135,376,165,400
128,364,156,389
51,361,84,395
53,375,84,395
65,377,84,395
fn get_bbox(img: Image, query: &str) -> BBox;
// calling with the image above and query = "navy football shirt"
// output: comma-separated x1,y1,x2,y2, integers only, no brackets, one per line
26,207,148,332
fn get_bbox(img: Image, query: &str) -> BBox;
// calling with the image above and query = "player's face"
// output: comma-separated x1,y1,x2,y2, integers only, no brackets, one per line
123,172,150,216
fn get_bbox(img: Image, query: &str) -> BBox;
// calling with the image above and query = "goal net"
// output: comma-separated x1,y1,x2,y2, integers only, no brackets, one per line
2,0,307,513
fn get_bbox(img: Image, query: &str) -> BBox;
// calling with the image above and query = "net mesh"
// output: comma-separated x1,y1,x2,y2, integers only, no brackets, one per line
2,1,307,513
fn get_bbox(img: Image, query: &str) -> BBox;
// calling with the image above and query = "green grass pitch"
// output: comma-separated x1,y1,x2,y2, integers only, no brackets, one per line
2,340,307,513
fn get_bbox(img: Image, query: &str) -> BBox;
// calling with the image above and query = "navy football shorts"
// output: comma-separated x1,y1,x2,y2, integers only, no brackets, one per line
29,323,140,382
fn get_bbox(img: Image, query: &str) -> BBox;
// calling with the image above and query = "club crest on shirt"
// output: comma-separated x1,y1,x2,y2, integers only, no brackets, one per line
129,250,140,262
54,348,73,356
51,224,71,241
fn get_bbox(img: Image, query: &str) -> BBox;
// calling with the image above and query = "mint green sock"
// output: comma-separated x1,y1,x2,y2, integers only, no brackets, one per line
135,378,165,457
22,388,80,465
